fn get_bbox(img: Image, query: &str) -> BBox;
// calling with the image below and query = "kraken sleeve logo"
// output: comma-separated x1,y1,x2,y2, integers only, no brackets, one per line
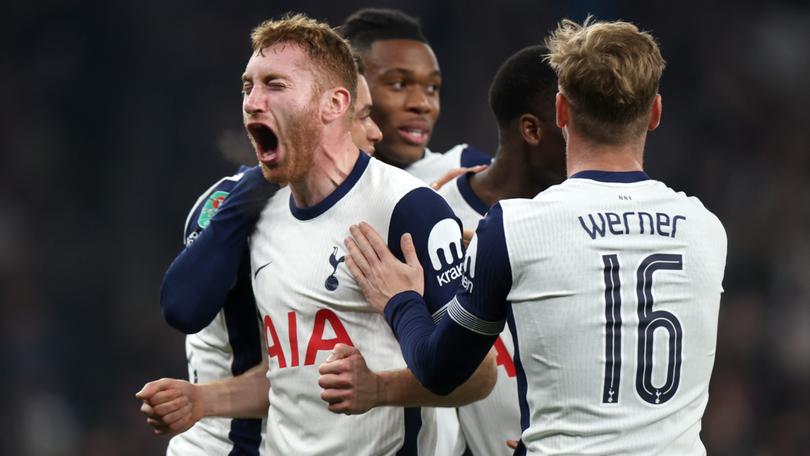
325,246,346,291
427,219,464,271
428,219,464,287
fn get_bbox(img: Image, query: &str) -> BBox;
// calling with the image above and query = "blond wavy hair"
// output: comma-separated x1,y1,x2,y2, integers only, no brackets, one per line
545,17,665,144
251,13,357,109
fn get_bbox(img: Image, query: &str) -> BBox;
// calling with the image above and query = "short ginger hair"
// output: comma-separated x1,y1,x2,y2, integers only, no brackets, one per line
545,17,666,144
251,13,358,109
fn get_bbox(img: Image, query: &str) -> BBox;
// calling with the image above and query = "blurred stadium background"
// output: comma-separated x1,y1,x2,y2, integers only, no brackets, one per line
1,0,808,454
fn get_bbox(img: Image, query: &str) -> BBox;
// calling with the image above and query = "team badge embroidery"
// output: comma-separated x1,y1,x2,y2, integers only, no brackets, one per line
197,191,229,229
325,246,346,291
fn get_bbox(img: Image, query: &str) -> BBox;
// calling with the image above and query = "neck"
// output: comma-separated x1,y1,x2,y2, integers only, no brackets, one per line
289,131,358,208
469,140,559,207
565,131,645,176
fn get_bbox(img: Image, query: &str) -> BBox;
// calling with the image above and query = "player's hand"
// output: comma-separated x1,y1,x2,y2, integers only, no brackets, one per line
429,164,488,191
462,229,474,249
318,343,381,415
507,439,520,450
136,378,204,436
344,222,424,313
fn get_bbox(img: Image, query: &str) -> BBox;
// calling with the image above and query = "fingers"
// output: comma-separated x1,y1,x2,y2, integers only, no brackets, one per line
400,233,419,268
318,372,352,389
326,343,357,363
151,396,189,418
468,164,488,174
349,224,381,267
357,222,392,261
149,388,183,406
160,402,193,426
506,439,519,450
345,237,373,279
320,382,352,403
136,378,173,400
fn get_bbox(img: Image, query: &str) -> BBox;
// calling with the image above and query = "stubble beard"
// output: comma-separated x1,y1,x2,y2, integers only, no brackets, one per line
259,105,321,185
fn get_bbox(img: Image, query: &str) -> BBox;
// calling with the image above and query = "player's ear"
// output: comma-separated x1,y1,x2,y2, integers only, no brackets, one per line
519,113,542,146
321,87,352,123
555,92,569,129
648,94,662,131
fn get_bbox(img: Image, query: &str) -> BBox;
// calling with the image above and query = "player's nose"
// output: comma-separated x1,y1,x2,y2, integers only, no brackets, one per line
243,87,267,114
404,87,432,114
368,120,382,144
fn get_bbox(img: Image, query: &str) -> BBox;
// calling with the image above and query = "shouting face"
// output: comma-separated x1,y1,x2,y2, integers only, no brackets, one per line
242,43,322,184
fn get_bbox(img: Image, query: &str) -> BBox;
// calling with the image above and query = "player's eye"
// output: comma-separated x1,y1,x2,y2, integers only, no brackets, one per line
426,83,441,94
390,81,405,90
242,83,253,95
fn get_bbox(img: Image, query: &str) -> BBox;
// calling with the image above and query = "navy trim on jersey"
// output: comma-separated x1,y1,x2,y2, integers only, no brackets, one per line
507,305,529,456
289,150,369,220
569,170,650,183
459,145,493,168
456,173,489,216
396,408,422,456
387,187,464,314
224,258,263,456
162,166,279,333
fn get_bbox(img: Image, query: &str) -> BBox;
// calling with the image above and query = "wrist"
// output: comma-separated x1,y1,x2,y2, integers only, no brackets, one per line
376,371,392,407
196,382,220,417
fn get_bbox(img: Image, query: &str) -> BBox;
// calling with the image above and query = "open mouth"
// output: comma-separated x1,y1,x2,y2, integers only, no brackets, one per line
397,127,430,146
247,123,280,163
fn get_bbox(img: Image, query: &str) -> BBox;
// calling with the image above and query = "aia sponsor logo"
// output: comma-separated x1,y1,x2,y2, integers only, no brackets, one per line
263,309,354,368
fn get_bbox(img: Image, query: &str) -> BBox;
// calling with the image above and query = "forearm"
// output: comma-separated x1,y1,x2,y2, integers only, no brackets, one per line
199,361,270,419
377,349,496,407
385,291,499,395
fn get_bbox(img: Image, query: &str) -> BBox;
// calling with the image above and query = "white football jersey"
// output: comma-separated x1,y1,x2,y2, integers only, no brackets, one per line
405,144,490,185
167,170,264,456
438,173,521,456
249,152,466,456
456,171,726,455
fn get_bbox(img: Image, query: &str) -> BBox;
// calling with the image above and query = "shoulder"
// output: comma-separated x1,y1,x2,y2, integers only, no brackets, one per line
183,168,250,241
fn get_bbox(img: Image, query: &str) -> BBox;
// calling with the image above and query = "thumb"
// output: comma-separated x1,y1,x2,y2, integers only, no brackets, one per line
326,343,357,363
400,233,419,267
136,379,169,399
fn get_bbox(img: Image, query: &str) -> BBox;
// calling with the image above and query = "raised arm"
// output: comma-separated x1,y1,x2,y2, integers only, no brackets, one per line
161,166,279,333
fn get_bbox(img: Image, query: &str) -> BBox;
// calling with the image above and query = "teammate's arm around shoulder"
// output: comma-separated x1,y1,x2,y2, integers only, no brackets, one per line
317,188,498,413
341,203,511,396
161,166,279,333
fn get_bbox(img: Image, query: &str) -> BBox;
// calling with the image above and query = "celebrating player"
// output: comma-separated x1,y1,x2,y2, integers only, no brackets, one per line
345,17,727,455
136,46,383,456
339,8,491,185
140,13,496,456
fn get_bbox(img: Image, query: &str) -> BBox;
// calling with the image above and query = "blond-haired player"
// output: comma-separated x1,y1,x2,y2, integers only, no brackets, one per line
345,17,727,455
139,13,494,456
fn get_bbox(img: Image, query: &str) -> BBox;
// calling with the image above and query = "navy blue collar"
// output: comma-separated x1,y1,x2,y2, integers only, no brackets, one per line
569,170,650,183
456,172,489,216
289,150,369,220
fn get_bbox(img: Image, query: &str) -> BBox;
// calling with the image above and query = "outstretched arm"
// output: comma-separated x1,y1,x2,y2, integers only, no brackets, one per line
318,343,496,414
161,166,279,333
136,359,269,436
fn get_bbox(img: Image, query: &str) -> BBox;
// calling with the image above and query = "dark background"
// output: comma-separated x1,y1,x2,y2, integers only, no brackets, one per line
2,0,808,454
